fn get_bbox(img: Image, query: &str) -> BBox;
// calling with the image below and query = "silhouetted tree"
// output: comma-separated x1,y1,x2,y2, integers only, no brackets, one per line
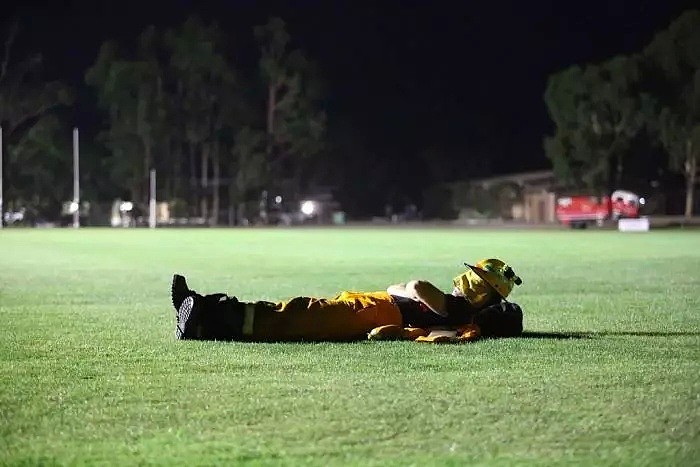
85,38,166,204
166,17,242,224
643,10,700,218
0,19,73,219
254,17,326,201
544,56,647,192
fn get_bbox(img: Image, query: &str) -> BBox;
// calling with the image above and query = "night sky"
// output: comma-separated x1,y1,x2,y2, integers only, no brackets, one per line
3,0,697,179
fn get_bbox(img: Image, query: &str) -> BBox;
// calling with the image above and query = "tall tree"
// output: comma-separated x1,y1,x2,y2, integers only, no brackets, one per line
544,57,646,192
135,26,169,204
254,17,326,205
581,56,649,187
85,37,167,205
0,19,73,219
166,17,240,223
544,65,602,190
643,10,700,218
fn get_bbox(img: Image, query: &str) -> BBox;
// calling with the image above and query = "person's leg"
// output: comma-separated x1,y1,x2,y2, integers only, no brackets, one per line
172,275,247,341
249,292,403,342
175,294,247,340
172,276,403,342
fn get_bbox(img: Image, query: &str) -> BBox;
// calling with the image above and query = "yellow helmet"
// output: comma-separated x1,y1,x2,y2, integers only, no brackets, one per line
455,258,522,301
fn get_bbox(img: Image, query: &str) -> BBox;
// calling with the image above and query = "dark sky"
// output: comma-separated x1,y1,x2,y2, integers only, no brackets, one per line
3,0,697,179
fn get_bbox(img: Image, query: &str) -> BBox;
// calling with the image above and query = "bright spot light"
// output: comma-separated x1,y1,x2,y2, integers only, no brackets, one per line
120,201,134,212
301,200,316,216
275,195,283,204
69,202,79,214
639,197,646,205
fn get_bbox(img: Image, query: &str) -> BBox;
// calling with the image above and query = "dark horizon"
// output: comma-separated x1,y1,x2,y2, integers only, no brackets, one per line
2,0,697,182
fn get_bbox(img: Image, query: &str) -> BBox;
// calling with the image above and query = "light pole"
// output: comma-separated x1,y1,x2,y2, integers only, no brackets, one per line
72,127,80,228
0,126,3,230
149,168,156,228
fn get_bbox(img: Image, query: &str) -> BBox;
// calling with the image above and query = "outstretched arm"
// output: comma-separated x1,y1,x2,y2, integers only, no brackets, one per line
387,280,447,316
386,282,409,297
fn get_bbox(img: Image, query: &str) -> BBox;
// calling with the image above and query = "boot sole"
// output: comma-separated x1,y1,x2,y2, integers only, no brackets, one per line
176,296,194,339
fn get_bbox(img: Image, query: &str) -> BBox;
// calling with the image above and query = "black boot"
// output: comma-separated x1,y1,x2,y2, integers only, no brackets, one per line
171,274,197,311
175,293,246,341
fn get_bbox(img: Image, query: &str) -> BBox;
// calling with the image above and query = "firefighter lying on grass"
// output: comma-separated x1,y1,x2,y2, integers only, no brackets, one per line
170,258,524,343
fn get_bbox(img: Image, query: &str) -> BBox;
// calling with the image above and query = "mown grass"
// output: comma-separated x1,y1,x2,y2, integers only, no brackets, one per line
1,227,699,466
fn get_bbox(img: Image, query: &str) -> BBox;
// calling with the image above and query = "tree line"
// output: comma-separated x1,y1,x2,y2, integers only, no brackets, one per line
544,10,699,218
1,16,325,225
1,10,698,224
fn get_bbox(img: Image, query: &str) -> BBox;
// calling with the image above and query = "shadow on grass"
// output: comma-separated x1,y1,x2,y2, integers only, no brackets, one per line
592,330,700,337
520,331,591,339
520,330,700,339
190,331,700,344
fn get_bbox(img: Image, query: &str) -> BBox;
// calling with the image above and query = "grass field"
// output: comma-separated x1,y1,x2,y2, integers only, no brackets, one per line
1,227,699,466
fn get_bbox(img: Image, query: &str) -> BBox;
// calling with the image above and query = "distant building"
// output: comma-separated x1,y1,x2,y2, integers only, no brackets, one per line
430,170,559,223
467,170,558,223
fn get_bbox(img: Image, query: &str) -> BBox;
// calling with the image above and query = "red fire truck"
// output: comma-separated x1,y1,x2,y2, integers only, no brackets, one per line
555,190,642,228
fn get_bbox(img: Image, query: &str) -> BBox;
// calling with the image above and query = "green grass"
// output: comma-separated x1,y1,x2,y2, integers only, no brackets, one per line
1,227,699,466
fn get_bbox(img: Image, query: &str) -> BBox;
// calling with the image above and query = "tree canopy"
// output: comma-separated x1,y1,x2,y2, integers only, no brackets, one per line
544,9,700,216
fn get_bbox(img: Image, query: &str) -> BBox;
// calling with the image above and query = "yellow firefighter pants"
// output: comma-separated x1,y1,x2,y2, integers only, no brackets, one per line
248,291,403,342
